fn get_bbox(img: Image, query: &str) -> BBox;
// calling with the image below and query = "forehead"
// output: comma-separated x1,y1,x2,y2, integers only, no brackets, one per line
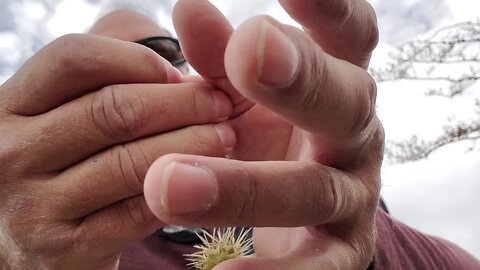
88,10,170,41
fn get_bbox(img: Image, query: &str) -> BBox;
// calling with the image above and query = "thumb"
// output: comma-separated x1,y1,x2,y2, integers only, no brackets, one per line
173,0,253,116
224,16,377,146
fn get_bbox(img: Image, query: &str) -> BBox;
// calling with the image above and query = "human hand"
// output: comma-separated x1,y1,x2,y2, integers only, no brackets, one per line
0,34,236,269
144,0,383,269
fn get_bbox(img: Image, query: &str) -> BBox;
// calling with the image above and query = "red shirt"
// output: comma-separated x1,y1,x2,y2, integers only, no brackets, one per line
374,209,479,269
119,208,480,269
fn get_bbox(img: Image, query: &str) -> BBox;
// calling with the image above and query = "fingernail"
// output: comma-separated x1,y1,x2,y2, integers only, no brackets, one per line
257,21,299,88
214,123,236,151
167,65,183,83
212,91,233,121
161,162,217,215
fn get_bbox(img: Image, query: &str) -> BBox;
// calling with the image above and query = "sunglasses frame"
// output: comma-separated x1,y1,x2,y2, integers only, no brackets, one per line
135,36,187,68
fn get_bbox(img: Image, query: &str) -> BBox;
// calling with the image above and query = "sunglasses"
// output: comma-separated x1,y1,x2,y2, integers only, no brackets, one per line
135,36,187,68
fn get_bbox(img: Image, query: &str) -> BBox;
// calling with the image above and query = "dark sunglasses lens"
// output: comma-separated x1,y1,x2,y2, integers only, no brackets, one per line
143,39,184,65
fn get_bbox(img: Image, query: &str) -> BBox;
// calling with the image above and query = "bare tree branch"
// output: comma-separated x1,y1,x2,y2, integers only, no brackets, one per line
386,117,480,163
375,19,480,163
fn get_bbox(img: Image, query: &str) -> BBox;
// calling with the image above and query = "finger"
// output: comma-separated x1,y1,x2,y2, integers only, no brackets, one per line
0,34,181,116
73,195,164,257
173,0,254,116
18,83,232,173
144,154,377,227
279,0,379,68
182,75,206,84
52,124,236,219
173,0,231,78
225,16,378,154
213,253,338,270
213,256,293,270
213,239,369,270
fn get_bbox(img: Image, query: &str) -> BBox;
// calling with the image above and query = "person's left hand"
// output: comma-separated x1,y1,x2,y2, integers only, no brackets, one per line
145,0,384,269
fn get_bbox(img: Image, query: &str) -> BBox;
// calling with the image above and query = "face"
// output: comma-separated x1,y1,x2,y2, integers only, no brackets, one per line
89,9,188,74
89,9,169,41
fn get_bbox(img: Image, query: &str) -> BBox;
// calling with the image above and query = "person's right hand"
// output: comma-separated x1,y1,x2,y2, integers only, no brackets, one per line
0,34,235,269
146,1,383,269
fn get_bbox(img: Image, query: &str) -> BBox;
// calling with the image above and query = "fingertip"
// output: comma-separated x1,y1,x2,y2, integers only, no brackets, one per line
256,21,299,88
173,0,233,78
181,75,205,83
166,65,183,83
144,155,175,219
225,16,265,95
144,155,220,221
278,0,379,68
172,0,193,21
225,16,299,97
211,91,233,121
214,122,236,152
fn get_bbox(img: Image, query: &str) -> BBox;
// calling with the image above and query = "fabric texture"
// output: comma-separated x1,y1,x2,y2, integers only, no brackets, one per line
374,209,479,269
119,208,480,269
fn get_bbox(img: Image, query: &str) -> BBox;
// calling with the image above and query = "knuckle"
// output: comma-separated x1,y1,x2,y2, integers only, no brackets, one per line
111,144,149,194
351,174,380,220
50,34,107,75
0,186,82,267
364,22,379,55
313,0,354,27
366,75,378,104
187,87,211,122
363,3,380,53
90,85,147,140
312,166,338,221
351,75,378,137
234,167,258,222
37,226,77,258
1,197,72,261
168,85,214,124
185,126,218,155
365,76,378,128
49,34,81,69
298,49,327,113
314,0,352,23
323,0,379,57
70,225,88,253
363,177,381,213
336,1,355,27
140,48,168,80
122,196,156,227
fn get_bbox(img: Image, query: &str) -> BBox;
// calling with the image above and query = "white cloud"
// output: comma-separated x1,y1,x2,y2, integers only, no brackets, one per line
0,32,22,65
211,0,283,28
24,1,47,20
156,8,175,36
371,0,453,44
47,0,98,36
446,0,480,22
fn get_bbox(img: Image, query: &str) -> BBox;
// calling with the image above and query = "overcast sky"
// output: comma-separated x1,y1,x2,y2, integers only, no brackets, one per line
0,0,479,259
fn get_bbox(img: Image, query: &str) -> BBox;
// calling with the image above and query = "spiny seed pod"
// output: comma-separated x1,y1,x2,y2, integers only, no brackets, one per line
184,227,254,270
